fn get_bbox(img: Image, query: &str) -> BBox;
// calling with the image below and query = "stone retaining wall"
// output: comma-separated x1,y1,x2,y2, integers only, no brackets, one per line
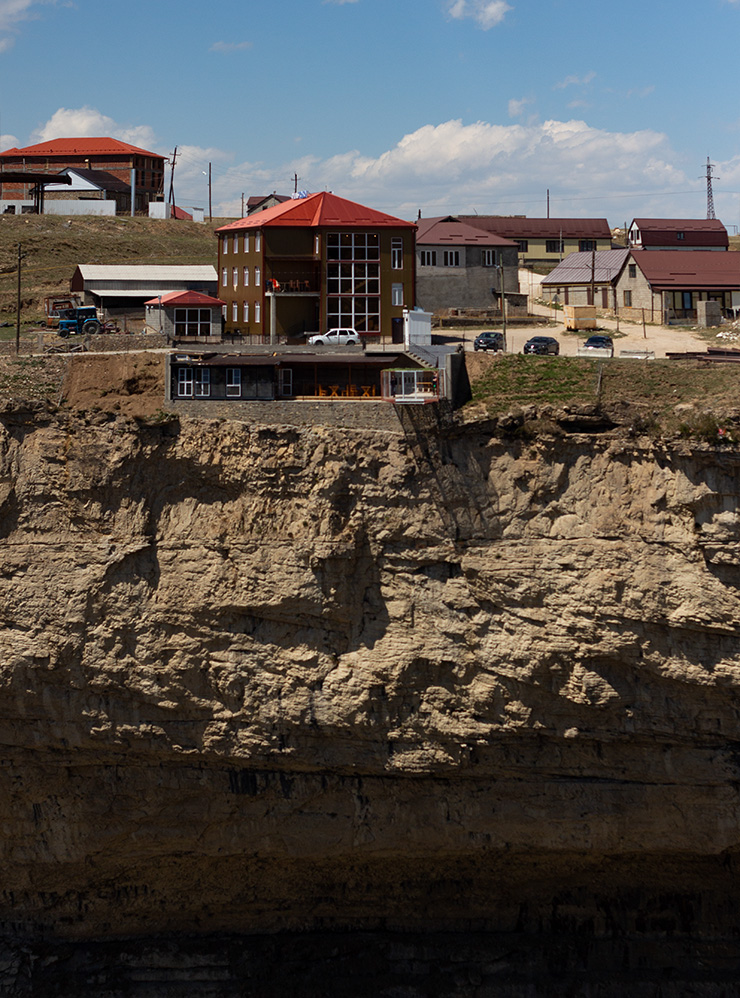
164,397,406,432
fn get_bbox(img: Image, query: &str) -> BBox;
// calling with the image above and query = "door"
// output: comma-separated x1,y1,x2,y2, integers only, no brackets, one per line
279,368,293,396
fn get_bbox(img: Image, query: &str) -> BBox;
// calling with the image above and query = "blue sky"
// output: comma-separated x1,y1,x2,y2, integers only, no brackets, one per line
2,0,740,227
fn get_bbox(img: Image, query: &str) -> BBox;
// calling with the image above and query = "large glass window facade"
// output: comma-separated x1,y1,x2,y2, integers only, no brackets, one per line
326,232,381,332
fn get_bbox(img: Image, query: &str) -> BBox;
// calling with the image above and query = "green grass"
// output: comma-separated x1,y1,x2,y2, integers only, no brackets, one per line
469,354,740,427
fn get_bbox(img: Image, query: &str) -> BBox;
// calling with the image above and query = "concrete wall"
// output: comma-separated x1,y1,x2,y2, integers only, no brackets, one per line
44,200,117,217
416,246,519,313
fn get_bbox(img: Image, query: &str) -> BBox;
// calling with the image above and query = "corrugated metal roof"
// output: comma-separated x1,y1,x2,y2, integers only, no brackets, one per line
0,137,161,158
632,250,740,289
458,216,612,239
542,249,630,286
76,265,217,282
216,192,415,232
416,216,517,247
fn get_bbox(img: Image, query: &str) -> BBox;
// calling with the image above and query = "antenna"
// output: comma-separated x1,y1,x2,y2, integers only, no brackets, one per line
702,156,718,219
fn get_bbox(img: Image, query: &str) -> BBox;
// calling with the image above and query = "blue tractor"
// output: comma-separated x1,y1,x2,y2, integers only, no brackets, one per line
57,306,102,338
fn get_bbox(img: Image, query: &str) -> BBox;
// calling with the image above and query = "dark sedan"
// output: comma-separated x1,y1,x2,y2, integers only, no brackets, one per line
474,331,504,352
523,336,559,356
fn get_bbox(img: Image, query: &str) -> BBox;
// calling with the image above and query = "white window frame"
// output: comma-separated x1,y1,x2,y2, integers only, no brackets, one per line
243,301,249,322
482,249,496,267
177,368,193,397
391,237,403,270
232,235,239,254
226,368,242,397
420,250,436,267
443,250,460,267
243,233,250,253
255,266,261,287
232,267,238,289
255,303,261,323
221,267,228,287
392,283,403,306
255,231,262,252
243,266,249,286
194,369,210,397
222,237,228,255
232,301,238,321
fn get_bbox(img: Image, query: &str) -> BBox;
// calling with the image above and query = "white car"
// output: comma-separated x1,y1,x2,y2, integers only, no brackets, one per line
308,328,360,346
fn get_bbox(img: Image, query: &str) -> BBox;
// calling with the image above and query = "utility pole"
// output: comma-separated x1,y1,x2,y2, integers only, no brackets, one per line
168,146,177,212
241,192,245,217
546,188,550,218
208,162,212,222
702,157,718,220
15,244,21,355
294,173,298,194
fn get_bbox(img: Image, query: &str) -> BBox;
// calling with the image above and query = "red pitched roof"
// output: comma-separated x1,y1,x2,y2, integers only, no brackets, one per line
216,192,415,232
144,291,225,307
0,136,162,159
632,250,740,289
416,216,517,247
171,205,193,221
630,218,728,248
458,216,612,239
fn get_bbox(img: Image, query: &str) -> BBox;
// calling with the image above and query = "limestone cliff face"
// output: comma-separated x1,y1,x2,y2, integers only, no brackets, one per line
1,401,740,986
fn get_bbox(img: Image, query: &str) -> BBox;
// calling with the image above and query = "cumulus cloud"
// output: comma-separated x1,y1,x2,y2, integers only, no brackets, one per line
209,40,252,52
0,0,52,51
216,117,696,222
31,107,158,149
446,0,511,30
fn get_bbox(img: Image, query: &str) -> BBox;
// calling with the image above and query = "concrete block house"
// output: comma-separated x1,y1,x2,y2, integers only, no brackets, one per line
615,250,740,321
541,249,630,309
215,192,416,343
0,137,165,214
414,216,519,313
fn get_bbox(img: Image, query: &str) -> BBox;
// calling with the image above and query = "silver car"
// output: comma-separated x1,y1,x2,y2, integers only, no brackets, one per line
308,328,360,346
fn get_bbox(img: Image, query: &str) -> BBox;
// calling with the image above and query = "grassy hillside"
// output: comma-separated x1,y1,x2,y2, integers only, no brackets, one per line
0,214,233,322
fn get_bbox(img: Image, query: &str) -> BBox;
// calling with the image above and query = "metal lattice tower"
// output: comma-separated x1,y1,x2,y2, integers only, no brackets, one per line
703,157,718,219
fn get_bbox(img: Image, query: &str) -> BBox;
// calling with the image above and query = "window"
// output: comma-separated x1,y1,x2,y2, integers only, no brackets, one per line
226,368,242,397
232,235,239,254
391,237,403,269
516,240,528,253
222,238,228,255
677,231,685,240
392,283,403,306
623,290,632,307
255,266,261,286
221,268,227,287
314,234,320,255
255,303,261,323
628,264,636,278
420,250,437,266
243,266,249,286
174,308,211,337
243,233,250,253
232,301,238,321
255,231,261,252
325,233,382,332
482,249,496,267
195,369,210,397
243,301,249,322
232,267,238,288
546,239,564,254
326,232,380,261
443,250,460,267
579,239,596,252
177,368,193,397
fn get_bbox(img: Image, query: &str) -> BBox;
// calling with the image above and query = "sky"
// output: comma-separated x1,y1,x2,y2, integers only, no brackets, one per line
2,0,740,228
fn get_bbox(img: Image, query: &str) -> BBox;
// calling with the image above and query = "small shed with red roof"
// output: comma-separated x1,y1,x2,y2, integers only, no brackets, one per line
144,290,226,342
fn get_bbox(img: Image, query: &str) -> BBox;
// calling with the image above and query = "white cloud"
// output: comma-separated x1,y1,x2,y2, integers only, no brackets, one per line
209,40,252,52
216,117,694,223
0,0,52,51
446,0,511,30
508,97,533,118
31,106,160,149
554,71,596,90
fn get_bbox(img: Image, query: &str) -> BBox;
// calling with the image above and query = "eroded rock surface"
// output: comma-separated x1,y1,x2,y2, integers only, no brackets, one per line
1,402,740,994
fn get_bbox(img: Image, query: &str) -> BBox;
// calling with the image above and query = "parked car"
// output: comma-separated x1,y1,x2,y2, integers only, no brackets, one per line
474,331,504,352
523,336,559,356
582,334,614,356
308,328,360,346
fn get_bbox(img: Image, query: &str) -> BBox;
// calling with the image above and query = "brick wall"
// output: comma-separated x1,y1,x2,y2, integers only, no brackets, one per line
164,397,406,432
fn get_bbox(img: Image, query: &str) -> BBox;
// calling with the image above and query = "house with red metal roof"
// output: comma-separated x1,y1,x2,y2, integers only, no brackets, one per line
0,137,165,214
415,216,519,313
215,192,416,342
615,250,740,322
628,218,729,251
456,216,612,267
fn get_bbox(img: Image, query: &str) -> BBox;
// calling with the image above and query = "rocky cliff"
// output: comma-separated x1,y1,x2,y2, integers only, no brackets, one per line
1,400,740,995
